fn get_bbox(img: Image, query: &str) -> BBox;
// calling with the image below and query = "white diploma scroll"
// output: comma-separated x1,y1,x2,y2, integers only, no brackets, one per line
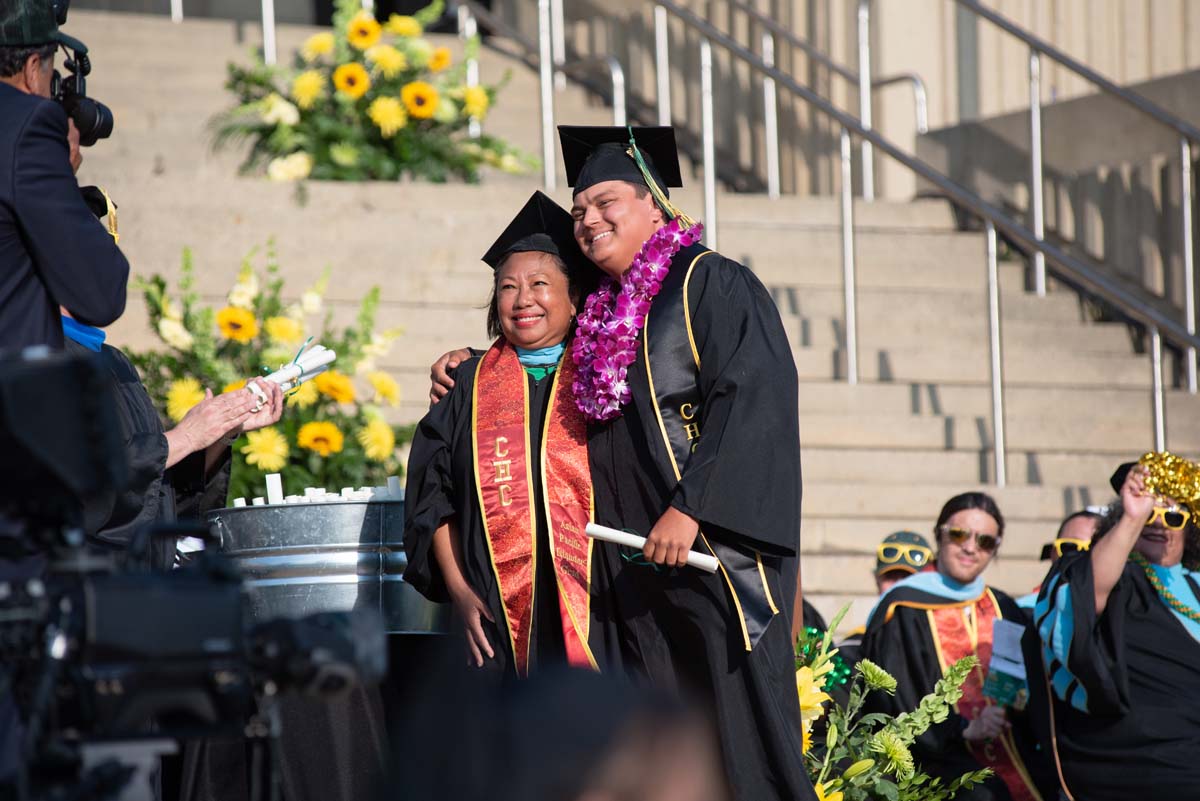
249,344,337,408
584,523,719,573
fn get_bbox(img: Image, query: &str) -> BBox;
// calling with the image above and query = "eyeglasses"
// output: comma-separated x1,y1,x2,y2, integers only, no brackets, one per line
876,543,932,569
1146,506,1191,531
937,525,1001,553
1051,538,1091,557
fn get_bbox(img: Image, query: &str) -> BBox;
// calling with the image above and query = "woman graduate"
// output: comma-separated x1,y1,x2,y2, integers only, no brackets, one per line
861,492,1057,801
404,191,622,676
1032,453,1200,801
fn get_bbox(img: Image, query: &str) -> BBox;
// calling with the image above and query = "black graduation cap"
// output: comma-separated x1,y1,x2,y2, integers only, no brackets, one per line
558,125,683,196
481,191,583,272
1110,461,1136,495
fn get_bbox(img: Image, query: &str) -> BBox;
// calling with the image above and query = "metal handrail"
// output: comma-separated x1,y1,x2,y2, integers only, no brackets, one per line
720,0,928,201
655,0,1200,471
558,56,627,126
944,0,1198,391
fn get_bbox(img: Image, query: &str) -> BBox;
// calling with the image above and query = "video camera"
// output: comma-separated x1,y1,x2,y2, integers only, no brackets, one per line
48,0,113,147
0,351,386,801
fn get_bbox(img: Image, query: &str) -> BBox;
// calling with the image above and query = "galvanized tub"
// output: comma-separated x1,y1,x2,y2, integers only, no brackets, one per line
207,500,448,635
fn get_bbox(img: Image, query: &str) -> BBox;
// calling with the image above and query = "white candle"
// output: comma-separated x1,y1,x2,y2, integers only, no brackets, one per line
583,523,720,573
252,497,265,506
265,473,284,505
233,498,246,507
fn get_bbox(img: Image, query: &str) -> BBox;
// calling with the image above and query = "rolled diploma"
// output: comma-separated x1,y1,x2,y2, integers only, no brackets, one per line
584,523,719,573
249,346,337,404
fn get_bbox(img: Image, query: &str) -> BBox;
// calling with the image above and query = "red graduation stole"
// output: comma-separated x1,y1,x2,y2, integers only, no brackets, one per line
928,591,1043,801
471,339,596,677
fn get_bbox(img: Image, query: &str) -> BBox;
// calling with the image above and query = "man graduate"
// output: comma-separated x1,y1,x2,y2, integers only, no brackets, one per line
561,126,812,801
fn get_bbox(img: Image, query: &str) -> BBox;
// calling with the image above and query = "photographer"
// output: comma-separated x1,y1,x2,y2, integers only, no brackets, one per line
1,0,128,349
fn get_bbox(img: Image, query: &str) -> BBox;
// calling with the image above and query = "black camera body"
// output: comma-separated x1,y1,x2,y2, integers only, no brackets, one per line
48,0,113,147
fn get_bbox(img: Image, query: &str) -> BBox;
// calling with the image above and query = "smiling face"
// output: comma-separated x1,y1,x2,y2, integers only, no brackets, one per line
493,251,576,350
1135,496,1189,567
936,508,1001,585
570,180,666,278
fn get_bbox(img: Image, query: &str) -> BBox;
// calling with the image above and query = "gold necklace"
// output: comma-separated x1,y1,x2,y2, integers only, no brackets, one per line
1130,552,1200,624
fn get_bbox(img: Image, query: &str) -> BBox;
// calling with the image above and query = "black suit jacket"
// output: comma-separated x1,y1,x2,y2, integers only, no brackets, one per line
0,82,128,350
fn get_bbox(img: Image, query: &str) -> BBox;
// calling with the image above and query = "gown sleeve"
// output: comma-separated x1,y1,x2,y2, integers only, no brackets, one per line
670,254,801,556
1033,551,1132,716
403,360,476,603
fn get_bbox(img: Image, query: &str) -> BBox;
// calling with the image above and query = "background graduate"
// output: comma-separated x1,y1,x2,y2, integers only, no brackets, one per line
404,190,624,677
558,125,812,801
1031,453,1200,801
861,492,1057,801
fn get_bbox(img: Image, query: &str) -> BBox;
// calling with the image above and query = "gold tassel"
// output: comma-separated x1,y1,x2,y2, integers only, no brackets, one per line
625,127,695,228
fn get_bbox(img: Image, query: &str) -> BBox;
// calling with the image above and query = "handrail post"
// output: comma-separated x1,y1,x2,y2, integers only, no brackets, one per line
700,38,718,250
857,0,874,201
609,59,627,126
260,0,277,65
1151,326,1167,451
550,0,566,90
762,32,781,199
537,0,556,190
1029,48,1047,296
458,4,481,138
655,5,671,126
170,0,183,23
912,78,929,134
1182,136,1198,393
840,128,859,385
986,221,1007,487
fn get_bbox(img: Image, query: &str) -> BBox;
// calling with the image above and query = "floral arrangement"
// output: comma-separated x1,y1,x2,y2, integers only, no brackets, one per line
572,218,704,420
127,243,414,502
795,609,992,801
214,0,534,185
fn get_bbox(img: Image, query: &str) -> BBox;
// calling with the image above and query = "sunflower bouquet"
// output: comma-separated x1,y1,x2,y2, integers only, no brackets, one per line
214,0,533,185
127,243,414,504
795,609,992,801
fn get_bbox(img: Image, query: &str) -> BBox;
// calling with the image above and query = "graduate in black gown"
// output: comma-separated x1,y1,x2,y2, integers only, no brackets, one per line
404,191,625,676
1031,454,1200,801
558,126,813,801
861,493,1057,801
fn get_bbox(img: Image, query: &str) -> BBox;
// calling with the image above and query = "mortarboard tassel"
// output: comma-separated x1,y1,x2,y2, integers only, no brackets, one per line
626,126,695,228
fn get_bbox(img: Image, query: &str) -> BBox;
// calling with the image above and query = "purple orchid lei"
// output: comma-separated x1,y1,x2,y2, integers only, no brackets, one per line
571,217,705,421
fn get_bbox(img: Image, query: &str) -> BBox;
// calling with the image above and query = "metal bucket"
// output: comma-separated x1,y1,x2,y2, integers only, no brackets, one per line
207,500,448,635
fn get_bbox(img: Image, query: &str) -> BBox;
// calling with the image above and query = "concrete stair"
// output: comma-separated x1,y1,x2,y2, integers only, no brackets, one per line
65,10,1200,628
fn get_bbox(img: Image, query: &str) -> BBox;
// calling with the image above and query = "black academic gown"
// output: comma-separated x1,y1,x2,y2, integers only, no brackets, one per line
404,354,627,676
588,242,813,801
1028,553,1200,801
861,581,1058,801
65,338,231,568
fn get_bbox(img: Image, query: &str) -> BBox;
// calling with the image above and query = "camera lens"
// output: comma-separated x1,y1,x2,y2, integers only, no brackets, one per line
66,96,114,147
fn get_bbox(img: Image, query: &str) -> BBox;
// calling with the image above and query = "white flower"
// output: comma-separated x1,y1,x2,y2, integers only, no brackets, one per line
267,152,313,182
362,332,392,358
498,153,522,173
227,273,259,309
301,289,322,315
161,297,183,321
354,358,376,374
158,317,194,351
433,97,458,124
261,93,300,126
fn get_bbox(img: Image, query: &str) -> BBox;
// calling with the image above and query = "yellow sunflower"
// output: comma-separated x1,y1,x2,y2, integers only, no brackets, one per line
216,306,259,343
366,44,407,78
463,85,489,119
384,13,421,37
346,10,382,50
356,418,395,462
333,62,371,100
314,371,356,403
428,46,451,72
301,31,334,62
367,96,407,137
298,421,344,457
287,379,319,408
366,371,400,406
166,377,206,423
401,80,438,119
222,378,248,394
241,427,289,472
265,315,304,345
291,70,325,110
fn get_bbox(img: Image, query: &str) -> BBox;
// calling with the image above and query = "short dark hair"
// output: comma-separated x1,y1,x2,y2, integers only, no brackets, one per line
485,251,580,340
0,43,56,79
934,491,1005,538
1056,510,1103,539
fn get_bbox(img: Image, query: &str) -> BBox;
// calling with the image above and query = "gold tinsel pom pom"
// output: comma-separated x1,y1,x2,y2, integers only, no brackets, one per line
1139,451,1200,509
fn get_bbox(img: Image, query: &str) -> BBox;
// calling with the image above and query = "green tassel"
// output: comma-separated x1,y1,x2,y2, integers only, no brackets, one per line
626,126,695,227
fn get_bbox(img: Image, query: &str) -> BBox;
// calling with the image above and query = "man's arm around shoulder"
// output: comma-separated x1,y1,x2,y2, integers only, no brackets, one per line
12,99,128,327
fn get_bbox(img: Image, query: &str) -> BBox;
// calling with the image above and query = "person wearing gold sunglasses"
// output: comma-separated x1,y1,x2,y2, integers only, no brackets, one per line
861,492,1057,801
1032,452,1200,801
1015,510,1104,613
